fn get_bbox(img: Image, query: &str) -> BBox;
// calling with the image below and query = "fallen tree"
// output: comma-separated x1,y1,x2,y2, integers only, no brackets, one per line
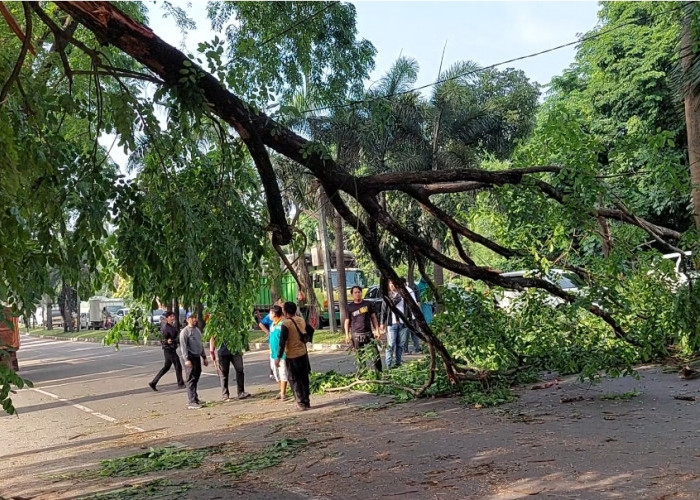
3,2,691,393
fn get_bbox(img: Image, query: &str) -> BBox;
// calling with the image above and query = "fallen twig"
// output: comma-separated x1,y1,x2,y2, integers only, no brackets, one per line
560,395,585,403
673,395,696,402
325,379,419,397
531,379,560,390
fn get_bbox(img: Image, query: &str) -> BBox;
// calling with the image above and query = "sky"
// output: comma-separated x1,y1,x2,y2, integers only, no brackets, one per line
352,2,601,90
105,1,602,167
149,1,602,88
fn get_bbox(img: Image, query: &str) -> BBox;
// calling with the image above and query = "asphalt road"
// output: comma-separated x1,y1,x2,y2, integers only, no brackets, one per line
1,335,357,462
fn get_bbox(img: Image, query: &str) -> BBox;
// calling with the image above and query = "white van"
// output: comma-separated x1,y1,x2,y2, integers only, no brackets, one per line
51,309,64,328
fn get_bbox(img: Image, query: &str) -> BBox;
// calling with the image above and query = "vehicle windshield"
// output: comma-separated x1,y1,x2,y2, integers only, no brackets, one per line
330,270,367,288
553,273,585,289
151,309,164,317
106,305,123,314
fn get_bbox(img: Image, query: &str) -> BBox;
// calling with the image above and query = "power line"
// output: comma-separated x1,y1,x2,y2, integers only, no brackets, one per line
260,2,340,48
284,3,687,118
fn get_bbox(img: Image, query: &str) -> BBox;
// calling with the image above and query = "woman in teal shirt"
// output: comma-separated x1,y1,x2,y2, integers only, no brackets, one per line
268,305,288,400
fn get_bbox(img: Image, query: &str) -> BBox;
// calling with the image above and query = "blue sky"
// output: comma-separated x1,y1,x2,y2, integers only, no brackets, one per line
150,1,601,89
106,2,602,167
353,2,601,89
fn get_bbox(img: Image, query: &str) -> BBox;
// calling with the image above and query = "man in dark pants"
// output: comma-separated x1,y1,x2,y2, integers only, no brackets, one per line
149,311,184,390
209,335,250,401
179,313,209,409
345,286,382,373
276,301,311,410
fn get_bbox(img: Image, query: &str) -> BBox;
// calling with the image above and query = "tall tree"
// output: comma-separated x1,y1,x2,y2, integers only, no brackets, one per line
2,2,696,412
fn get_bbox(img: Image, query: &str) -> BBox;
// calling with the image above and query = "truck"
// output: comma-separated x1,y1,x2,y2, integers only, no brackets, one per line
88,296,125,329
253,247,369,328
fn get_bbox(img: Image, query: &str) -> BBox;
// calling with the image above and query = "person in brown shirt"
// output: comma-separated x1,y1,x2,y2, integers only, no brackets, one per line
276,301,311,410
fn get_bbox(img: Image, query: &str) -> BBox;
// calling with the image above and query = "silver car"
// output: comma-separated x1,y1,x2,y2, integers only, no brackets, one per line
496,269,586,310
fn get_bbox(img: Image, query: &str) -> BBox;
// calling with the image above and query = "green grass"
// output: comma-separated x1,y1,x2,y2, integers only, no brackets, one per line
28,327,346,345
249,329,345,344
25,327,157,342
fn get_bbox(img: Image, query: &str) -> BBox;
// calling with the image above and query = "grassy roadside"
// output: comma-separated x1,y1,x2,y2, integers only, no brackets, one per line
25,327,347,345
248,329,346,345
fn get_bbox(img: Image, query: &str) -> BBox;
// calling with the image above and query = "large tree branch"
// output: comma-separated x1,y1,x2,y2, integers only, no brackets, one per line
57,1,296,244
402,184,521,258
0,3,32,106
357,166,562,194
54,1,643,355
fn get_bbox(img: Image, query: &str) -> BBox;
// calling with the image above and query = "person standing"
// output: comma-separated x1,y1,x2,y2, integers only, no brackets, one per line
209,333,250,402
149,311,184,391
259,298,283,380
415,277,434,325
380,280,416,368
179,313,208,409
344,286,382,373
276,301,311,411
268,305,289,400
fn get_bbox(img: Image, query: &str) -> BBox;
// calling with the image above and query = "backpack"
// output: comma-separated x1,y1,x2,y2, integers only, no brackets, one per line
292,319,315,344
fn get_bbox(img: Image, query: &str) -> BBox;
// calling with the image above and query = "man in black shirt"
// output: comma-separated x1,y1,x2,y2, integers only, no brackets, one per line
149,311,184,390
344,286,382,373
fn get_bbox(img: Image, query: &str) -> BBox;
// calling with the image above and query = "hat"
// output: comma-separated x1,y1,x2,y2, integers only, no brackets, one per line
186,312,195,319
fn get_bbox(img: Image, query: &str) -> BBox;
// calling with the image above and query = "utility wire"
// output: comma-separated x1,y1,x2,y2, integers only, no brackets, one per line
260,1,340,47
284,3,688,117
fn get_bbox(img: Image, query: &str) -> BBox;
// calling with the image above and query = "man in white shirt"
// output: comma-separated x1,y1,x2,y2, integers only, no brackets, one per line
379,280,416,368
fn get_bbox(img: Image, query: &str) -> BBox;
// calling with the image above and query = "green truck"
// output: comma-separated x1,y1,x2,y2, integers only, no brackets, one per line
253,250,369,328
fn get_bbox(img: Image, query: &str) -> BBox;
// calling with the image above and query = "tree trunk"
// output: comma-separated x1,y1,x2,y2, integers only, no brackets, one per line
432,238,444,286
296,248,320,328
407,253,416,292
334,209,348,330
173,298,180,330
430,109,445,288
682,12,700,230
44,297,52,330
318,189,336,332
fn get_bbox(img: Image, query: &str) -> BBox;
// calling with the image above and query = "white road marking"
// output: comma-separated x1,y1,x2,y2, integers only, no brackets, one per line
31,387,145,432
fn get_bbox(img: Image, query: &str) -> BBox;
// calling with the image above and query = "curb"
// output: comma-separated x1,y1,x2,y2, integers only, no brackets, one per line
24,333,347,353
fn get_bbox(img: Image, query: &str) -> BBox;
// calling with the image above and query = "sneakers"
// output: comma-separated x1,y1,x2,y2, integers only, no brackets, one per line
222,395,230,402
238,392,251,400
187,403,202,409
148,382,157,392
295,402,307,411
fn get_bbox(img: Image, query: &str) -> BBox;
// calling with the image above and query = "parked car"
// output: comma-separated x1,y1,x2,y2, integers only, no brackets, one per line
496,269,586,310
149,309,165,326
364,285,384,315
113,308,130,323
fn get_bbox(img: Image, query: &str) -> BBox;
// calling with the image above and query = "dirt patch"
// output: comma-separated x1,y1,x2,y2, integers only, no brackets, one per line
2,365,700,499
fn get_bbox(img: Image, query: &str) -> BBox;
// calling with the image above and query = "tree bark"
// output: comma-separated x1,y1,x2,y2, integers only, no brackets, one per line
682,14,700,230
334,209,348,329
